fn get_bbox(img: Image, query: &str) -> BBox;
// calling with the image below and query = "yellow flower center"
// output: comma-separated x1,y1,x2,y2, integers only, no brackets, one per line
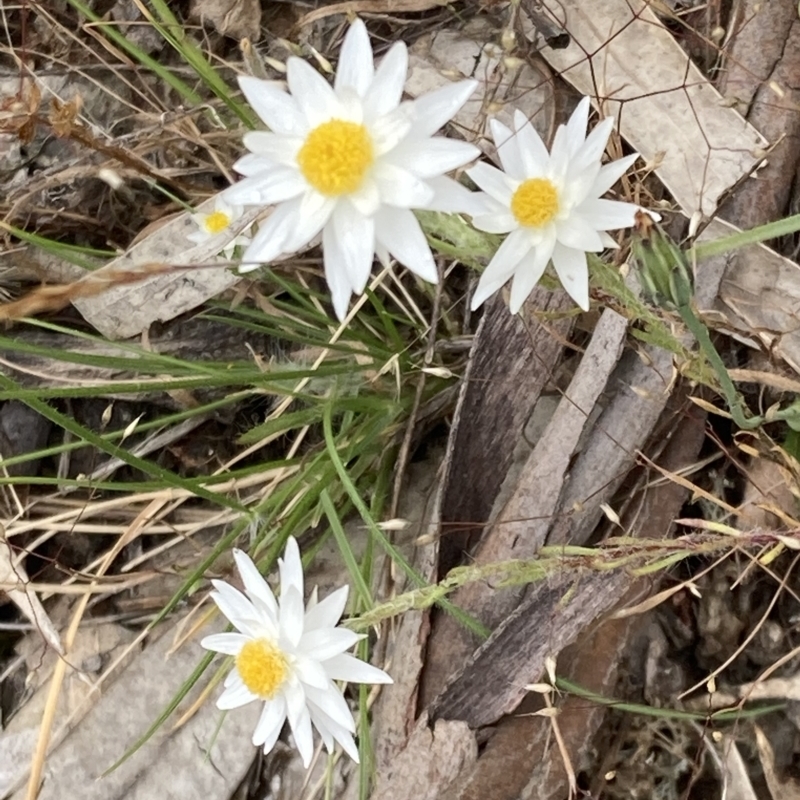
235,638,288,699
204,210,232,235
510,178,559,227
297,119,374,196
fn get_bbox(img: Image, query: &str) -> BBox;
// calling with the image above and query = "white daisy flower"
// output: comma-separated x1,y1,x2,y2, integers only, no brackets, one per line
187,196,252,259
468,97,657,313
201,537,392,768
223,18,482,320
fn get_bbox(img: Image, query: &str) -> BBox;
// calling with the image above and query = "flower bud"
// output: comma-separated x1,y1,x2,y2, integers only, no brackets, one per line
631,211,694,310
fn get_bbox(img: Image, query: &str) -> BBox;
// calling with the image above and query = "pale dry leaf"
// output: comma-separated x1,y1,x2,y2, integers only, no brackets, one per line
707,734,758,800
706,216,800,376
1,612,140,797
0,531,62,654
9,618,259,800
529,0,766,217
189,0,261,40
755,725,800,800
406,19,555,150
738,458,797,531
72,200,264,340
0,729,38,798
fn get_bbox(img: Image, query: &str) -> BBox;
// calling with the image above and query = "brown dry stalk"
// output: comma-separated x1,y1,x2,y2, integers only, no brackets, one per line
0,263,188,322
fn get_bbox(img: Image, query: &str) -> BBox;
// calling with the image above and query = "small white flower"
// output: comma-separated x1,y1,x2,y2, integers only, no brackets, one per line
224,18,482,319
188,196,251,259
201,537,392,768
468,97,657,313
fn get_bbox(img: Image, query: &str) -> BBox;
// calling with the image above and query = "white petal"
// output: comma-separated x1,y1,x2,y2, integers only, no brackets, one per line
323,221,354,320
375,241,391,269
279,586,305,648
422,175,488,215
282,192,336,253
304,585,349,632
216,197,241,219
387,138,479,179
269,202,320,258
186,231,206,244
308,708,335,753
549,98,591,180
513,109,551,176
334,19,374,97
201,632,249,655
466,162,515,206
546,131,570,180
254,695,287,749
222,175,269,206
569,116,615,177
300,627,364,660
323,652,393,684
287,57,342,126
285,682,314,768
564,96,591,157
472,209,517,234
242,131,302,167
234,549,279,620
374,207,437,282
551,242,590,311
327,202,375,295
305,683,357,733
482,227,532,281
470,270,509,311
491,117,524,179
591,153,639,196
370,106,414,156
307,698,357,742
600,231,619,248
231,153,273,177
469,225,543,312
238,76,307,136
210,581,260,631
217,680,258,710
224,167,305,206
224,669,242,689
239,200,301,267
374,162,435,208
407,79,477,138
307,701,360,763
561,161,601,209
508,243,553,314
349,176,381,216
333,730,359,763
279,536,304,598
294,655,329,689
555,214,605,252
363,41,407,120
335,84,365,123
577,198,639,231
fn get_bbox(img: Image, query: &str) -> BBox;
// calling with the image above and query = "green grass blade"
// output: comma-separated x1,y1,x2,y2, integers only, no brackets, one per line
321,488,373,607
66,0,205,106
322,404,489,639
139,0,256,126
692,213,800,259
0,373,249,512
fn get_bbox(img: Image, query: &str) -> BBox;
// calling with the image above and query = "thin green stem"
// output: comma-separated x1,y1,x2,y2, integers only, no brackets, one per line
675,303,762,430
